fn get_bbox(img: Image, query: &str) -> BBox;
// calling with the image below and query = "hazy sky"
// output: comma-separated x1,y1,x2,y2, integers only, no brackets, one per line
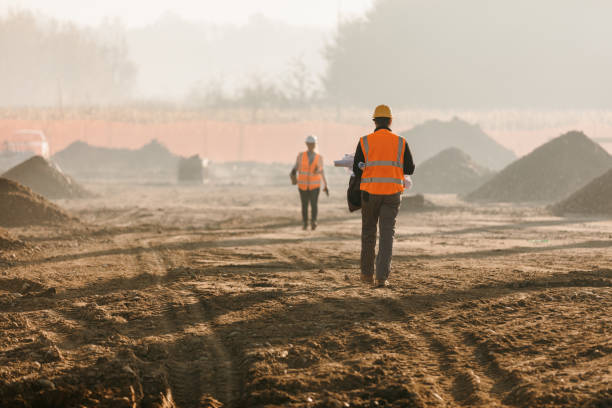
1,0,374,27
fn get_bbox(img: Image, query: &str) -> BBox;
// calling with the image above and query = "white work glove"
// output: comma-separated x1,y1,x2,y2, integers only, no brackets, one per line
403,175,413,191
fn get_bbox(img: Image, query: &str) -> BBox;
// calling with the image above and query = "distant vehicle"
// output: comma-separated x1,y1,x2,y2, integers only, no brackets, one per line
1,129,50,158
177,155,209,183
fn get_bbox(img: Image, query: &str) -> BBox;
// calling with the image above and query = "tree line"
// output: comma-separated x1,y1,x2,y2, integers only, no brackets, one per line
0,11,135,108
324,0,612,109
4,1,610,110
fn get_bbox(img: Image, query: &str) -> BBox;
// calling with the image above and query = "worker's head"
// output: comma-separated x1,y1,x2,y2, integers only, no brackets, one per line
372,104,392,128
305,135,317,151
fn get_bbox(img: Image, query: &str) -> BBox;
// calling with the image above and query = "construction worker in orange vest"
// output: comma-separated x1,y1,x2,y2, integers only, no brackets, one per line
353,105,415,287
291,135,329,230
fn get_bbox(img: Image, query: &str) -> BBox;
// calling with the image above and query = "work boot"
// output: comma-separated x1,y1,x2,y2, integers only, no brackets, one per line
311,221,317,230
375,279,389,288
302,223,308,230
360,274,374,284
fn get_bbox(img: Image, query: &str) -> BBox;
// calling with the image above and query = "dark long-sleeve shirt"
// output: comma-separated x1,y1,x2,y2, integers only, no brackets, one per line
352,127,415,178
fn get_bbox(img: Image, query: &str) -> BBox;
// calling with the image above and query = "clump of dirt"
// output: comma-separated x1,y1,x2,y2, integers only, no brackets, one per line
551,167,612,216
0,178,75,227
0,227,25,250
465,131,612,203
401,194,436,212
52,139,179,181
0,353,160,408
401,117,516,170
2,156,91,199
412,147,494,194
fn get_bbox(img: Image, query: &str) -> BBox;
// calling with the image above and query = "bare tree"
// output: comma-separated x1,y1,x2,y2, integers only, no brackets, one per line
284,56,319,107
237,74,285,121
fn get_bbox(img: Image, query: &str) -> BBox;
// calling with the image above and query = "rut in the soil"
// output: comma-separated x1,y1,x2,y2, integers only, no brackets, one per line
134,241,240,407
419,327,511,407
162,302,208,408
161,294,238,408
373,293,519,407
194,289,241,406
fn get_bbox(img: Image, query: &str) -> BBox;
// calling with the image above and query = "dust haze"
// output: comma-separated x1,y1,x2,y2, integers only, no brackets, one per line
0,1,611,408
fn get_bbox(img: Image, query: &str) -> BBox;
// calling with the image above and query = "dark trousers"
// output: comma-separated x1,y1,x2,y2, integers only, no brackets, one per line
299,188,320,225
361,192,401,281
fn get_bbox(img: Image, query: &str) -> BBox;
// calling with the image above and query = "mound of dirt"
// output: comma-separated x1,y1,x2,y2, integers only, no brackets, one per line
412,147,494,194
0,227,25,250
0,178,74,227
465,131,612,203
2,156,91,199
551,167,612,216
0,151,34,173
53,139,179,181
401,117,516,170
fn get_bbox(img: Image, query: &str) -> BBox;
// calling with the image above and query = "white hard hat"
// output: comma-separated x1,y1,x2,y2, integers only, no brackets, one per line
305,135,318,143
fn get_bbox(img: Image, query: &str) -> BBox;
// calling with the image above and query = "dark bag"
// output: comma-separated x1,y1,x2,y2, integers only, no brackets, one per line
290,169,298,185
347,174,362,212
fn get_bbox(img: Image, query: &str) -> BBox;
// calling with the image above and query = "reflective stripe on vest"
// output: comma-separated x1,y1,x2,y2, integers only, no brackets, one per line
366,160,402,168
360,130,405,194
297,152,321,191
361,177,403,185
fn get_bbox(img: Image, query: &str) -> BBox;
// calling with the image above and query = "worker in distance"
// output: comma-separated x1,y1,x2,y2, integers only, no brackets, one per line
290,135,329,230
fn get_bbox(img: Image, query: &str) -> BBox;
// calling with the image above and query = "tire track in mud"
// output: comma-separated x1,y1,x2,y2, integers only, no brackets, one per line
376,273,612,407
192,288,241,406
417,327,512,407
133,237,239,407
265,245,316,270
372,294,517,407
461,330,535,406
366,297,450,407
162,299,215,408
162,290,240,408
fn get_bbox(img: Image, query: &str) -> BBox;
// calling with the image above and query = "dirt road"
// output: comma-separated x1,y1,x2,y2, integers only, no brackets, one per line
1,184,610,407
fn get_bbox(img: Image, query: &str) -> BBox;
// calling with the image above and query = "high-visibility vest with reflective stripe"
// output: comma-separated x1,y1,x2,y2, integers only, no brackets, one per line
359,129,406,195
297,152,322,191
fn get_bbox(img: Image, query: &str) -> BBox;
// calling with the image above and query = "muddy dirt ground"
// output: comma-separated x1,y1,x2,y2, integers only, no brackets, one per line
1,183,610,407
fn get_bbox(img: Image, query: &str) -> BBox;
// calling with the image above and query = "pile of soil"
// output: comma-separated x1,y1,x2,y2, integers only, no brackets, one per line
0,178,74,227
2,156,91,199
401,117,516,170
411,147,494,194
53,139,179,181
465,131,612,203
0,151,34,173
0,227,24,250
551,167,612,216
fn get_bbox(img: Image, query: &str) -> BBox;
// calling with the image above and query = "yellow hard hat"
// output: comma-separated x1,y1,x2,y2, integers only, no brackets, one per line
373,104,392,119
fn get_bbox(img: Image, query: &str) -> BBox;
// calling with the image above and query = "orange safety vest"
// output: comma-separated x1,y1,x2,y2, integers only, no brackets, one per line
297,152,322,191
359,129,406,195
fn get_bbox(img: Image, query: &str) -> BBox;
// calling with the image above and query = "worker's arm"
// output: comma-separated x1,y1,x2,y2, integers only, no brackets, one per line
318,156,329,193
291,153,300,175
403,141,415,175
353,142,365,178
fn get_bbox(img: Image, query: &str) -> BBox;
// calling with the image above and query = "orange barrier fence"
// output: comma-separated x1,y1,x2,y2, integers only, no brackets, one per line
0,119,370,163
